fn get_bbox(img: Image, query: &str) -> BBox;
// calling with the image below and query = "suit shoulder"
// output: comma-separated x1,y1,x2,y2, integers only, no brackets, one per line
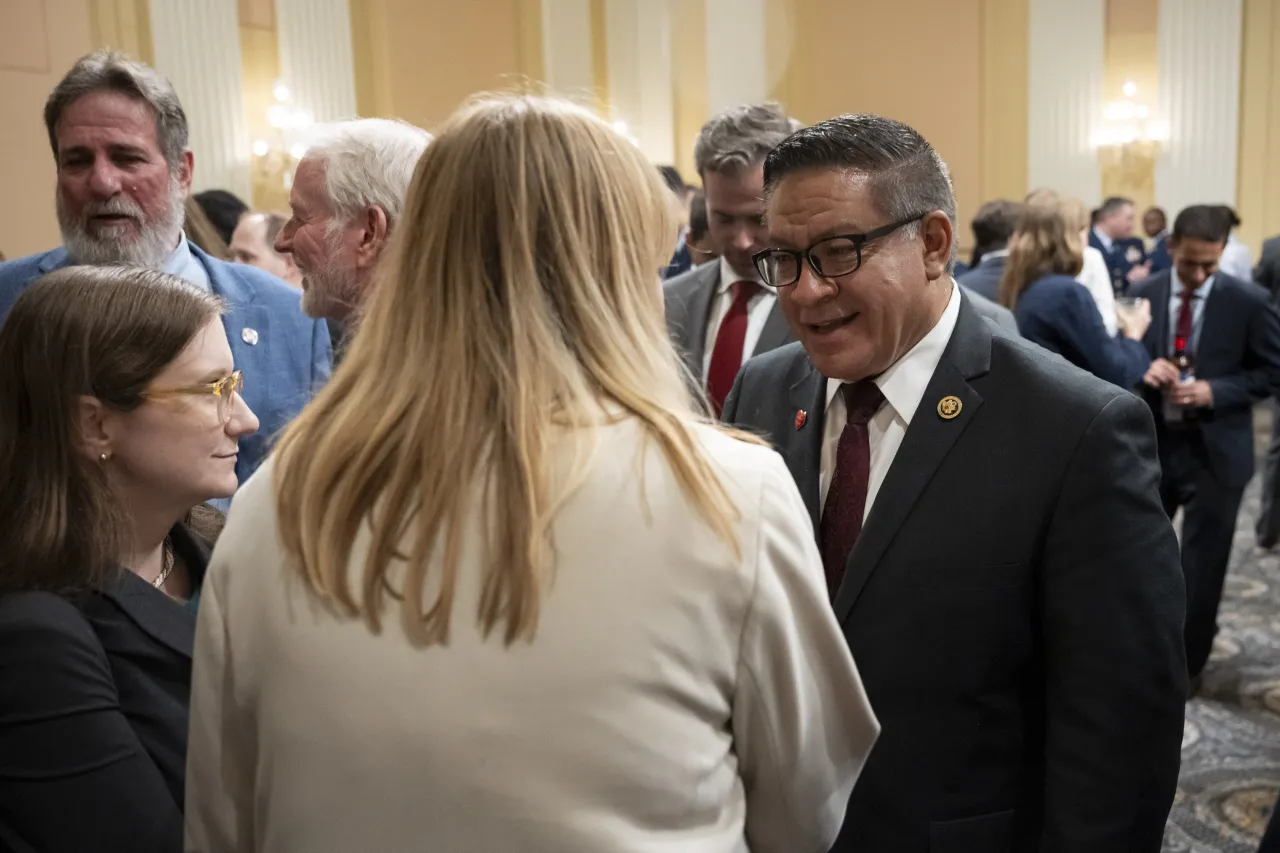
988,333,1139,416
739,340,810,383
1128,271,1170,300
0,250,58,287
1215,272,1272,305
207,257,303,306
0,590,99,651
663,262,717,297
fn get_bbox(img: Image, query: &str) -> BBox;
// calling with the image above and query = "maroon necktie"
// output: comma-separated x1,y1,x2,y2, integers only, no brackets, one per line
706,281,759,416
820,381,885,598
1174,287,1195,353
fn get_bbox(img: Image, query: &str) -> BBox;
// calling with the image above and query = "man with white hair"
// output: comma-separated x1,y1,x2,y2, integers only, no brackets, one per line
275,118,430,328
0,50,331,482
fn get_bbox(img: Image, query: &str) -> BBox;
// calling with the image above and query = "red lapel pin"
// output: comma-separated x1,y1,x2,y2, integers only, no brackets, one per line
795,410,807,430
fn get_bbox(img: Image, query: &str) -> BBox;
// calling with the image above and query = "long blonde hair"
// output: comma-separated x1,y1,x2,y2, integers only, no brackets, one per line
998,200,1085,309
273,94,749,645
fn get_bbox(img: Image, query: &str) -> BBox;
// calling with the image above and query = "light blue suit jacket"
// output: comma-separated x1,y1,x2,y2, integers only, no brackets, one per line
0,244,332,482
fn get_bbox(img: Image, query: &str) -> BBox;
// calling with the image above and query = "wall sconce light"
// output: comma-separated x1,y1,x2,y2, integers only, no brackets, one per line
1091,80,1167,151
252,80,314,190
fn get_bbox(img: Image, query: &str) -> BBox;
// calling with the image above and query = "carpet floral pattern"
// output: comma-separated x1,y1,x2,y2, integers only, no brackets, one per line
1164,413,1280,852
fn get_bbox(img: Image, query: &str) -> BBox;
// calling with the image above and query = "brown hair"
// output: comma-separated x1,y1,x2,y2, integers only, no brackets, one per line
184,195,229,259
0,265,224,594
998,202,1085,309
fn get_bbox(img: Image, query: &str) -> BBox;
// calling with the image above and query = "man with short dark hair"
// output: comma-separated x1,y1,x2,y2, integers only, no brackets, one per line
663,103,796,415
1090,196,1150,292
0,50,331,481
1131,205,1280,684
1146,206,1172,275
723,113,1186,851
956,198,1021,301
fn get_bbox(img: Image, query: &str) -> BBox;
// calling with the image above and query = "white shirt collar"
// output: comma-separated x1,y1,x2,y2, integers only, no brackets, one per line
981,248,1010,262
1172,269,1214,300
1092,227,1113,252
825,280,962,425
717,256,765,295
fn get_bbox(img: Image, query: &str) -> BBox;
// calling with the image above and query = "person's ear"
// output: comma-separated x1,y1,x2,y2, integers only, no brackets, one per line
354,205,390,270
77,395,114,463
177,150,194,193
921,211,953,282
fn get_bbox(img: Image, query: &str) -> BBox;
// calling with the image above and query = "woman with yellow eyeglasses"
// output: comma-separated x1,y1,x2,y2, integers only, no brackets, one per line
0,265,258,852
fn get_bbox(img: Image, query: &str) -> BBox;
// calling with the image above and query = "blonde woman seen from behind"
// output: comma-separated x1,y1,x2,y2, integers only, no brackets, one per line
185,95,878,853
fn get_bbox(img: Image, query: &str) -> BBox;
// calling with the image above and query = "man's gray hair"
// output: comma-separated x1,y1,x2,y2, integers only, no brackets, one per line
44,50,188,168
693,102,794,178
763,113,958,262
303,118,432,234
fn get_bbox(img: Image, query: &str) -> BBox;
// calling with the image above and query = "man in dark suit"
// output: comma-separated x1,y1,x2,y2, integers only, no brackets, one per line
1089,196,1150,293
956,198,1022,301
1130,206,1280,681
1255,233,1280,301
723,114,1186,852
663,104,796,415
0,51,330,482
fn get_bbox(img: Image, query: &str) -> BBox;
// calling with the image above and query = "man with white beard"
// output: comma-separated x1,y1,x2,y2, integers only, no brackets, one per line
273,118,430,355
0,51,331,482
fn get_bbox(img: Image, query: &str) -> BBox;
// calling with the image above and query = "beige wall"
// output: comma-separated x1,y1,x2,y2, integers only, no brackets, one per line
0,0,156,259
767,0,1009,255
1238,0,1280,253
350,0,542,132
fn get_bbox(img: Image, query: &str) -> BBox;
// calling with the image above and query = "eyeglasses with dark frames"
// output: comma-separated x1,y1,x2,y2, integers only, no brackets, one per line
751,213,928,289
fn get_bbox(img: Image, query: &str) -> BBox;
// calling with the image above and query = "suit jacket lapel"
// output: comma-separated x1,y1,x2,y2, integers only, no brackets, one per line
681,264,719,379
831,297,991,623
753,301,792,357
1197,280,1227,354
786,364,827,531
99,574,196,660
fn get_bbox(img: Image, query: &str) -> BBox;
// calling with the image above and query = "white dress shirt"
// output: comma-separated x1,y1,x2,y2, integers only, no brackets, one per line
819,281,962,517
1092,227,1114,256
701,256,778,378
1220,235,1252,282
1078,245,1118,335
1167,271,1214,356
161,232,212,291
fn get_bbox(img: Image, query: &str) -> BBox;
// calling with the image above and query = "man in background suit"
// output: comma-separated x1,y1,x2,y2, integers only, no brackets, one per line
1255,233,1280,301
1090,196,1150,293
663,104,795,415
724,114,1186,852
0,51,330,482
1144,206,1172,275
956,198,1021,302
1131,206,1280,682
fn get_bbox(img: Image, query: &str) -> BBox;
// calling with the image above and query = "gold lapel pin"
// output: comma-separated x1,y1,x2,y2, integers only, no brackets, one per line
937,395,962,420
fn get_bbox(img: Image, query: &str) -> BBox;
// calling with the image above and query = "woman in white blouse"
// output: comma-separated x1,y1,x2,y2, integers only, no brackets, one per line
185,95,878,853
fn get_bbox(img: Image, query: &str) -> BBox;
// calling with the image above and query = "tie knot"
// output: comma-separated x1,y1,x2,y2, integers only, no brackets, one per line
731,280,760,302
841,380,884,424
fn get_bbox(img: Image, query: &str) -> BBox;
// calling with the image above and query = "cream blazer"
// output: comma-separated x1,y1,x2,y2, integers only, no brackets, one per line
185,417,878,853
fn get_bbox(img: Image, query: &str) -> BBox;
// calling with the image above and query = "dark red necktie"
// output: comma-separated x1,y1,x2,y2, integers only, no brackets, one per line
706,281,760,416
820,381,885,598
1174,288,1195,353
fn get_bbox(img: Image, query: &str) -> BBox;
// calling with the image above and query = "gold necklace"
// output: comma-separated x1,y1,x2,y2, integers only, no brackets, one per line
152,537,175,589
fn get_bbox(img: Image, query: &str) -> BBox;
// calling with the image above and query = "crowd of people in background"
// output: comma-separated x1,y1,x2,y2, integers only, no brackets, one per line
1,46,1280,853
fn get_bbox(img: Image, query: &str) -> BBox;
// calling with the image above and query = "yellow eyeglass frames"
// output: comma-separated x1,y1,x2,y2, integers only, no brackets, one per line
142,370,245,424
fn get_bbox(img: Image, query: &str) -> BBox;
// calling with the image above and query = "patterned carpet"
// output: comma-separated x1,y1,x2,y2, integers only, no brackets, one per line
1164,408,1280,852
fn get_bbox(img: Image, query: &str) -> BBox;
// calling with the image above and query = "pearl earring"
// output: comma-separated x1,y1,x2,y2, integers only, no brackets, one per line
99,452,109,462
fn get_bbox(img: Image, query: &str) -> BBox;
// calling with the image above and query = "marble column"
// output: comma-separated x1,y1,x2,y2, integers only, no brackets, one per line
703,0,766,115
1027,0,1105,203
542,0,595,102
147,0,250,198
1155,0,1243,214
605,0,674,163
274,0,358,125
